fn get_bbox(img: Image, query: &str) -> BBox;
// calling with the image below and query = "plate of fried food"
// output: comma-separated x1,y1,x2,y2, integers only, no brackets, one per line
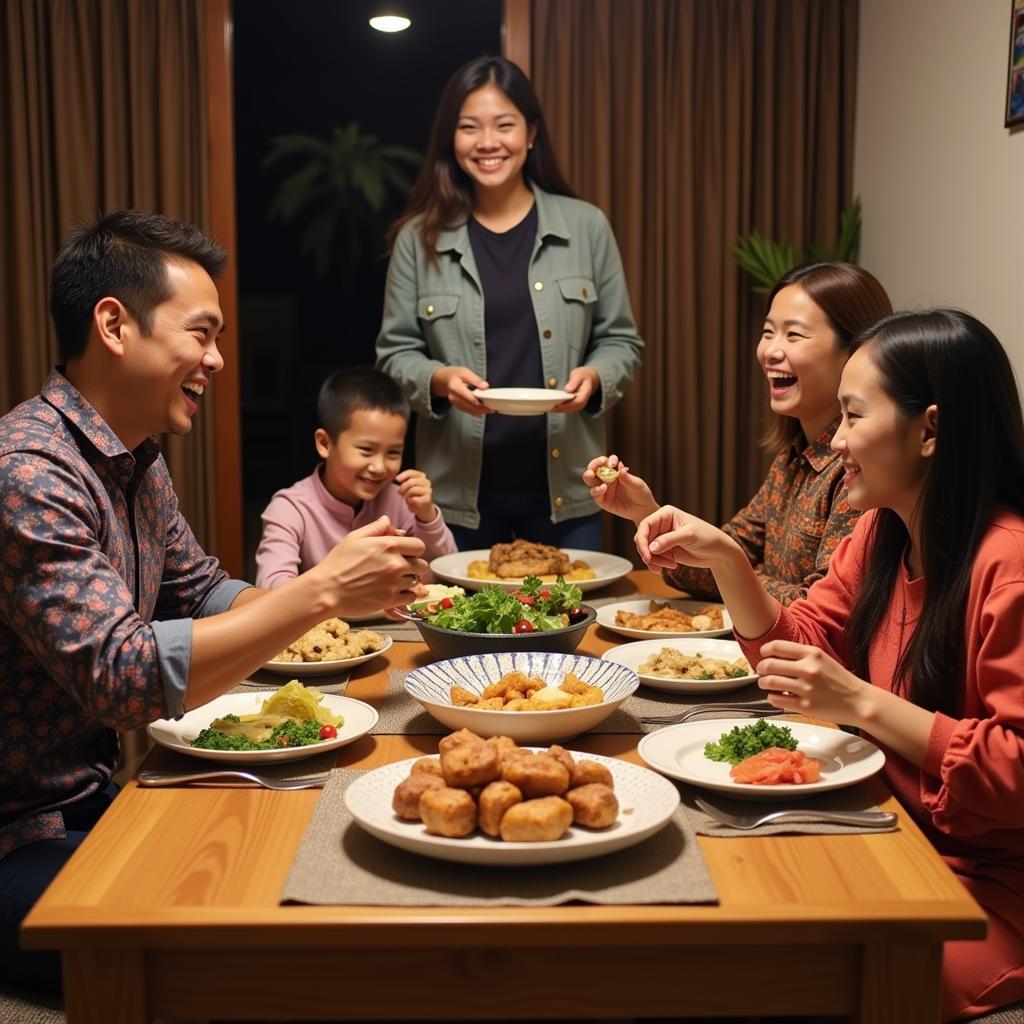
596,598,733,639
601,638,755,694
638,718,885,801
345,728,680,864
429,539,633,593
147,680,379,763
263,618,392,676
404,651,639,742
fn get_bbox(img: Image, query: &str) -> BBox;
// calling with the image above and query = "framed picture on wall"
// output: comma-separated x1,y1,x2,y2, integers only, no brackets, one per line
1008,0,1024,127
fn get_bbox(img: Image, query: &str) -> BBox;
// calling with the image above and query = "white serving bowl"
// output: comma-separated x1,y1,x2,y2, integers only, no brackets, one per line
404,651,639,743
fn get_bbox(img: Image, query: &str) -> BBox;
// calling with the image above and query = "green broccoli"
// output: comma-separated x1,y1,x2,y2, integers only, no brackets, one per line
703,718,797,765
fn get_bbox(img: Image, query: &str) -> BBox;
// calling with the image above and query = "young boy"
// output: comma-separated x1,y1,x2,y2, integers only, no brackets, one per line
255,367,457,588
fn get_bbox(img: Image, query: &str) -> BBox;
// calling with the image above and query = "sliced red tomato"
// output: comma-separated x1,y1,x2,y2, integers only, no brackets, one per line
513,618,536,633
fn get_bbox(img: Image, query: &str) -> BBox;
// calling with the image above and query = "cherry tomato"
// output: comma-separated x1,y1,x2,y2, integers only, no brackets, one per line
568,607,588,624
513,618,536,634
539,589,551,601
514,594,536,606
439,597,454,609
319,723,338,740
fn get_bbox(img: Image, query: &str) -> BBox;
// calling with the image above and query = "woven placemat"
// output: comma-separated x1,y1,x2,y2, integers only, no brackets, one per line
140,745,338,784
230,667,353,695
282,768,718,907
680,785,899,837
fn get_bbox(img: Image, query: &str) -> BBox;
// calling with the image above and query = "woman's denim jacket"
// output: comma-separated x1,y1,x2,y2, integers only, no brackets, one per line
376,184,643,529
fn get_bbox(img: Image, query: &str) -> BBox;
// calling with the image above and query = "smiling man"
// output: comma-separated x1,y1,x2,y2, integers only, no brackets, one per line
0,211,428,995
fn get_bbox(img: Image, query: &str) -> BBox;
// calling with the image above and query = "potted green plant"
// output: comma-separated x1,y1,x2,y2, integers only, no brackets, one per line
730,197,862,293
263,121,421,277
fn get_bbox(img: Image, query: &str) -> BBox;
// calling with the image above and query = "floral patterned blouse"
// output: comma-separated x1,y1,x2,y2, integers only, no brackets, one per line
0,370,247,858
664,419,860,605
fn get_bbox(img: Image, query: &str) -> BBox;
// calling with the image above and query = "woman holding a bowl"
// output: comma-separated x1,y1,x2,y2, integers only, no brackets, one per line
376,56,643,551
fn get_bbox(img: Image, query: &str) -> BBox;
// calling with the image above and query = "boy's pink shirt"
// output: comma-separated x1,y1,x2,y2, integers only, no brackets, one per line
254,467,457,589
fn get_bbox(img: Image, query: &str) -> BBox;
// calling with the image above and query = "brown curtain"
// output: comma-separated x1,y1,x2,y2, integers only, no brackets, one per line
531,0,858,559
0,0,219,548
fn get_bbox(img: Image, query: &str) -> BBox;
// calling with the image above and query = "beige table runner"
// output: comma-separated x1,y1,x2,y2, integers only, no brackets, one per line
282,768,719,907
141,746,338,784
680,784,900,837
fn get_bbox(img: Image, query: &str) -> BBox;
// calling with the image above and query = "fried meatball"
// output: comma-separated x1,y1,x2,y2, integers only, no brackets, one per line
569,759,614,789
484,735,520,767
419,787,477,838
439,728,484,755
392,772,445,820
546,745,576,773
441,740,500,788
499,796,574,842
478,780,523,837
411,757,443,778
502,752,570,797
566,783,619,829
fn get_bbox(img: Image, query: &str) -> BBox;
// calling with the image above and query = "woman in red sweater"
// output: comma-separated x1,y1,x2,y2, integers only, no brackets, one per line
635,309,1024,1021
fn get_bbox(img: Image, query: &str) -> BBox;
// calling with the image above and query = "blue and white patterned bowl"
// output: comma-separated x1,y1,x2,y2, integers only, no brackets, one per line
404,651,639,742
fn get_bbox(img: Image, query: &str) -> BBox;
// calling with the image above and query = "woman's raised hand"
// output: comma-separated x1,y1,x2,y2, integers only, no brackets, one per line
634,505,740,571
430,366,491,415
583,455,660,524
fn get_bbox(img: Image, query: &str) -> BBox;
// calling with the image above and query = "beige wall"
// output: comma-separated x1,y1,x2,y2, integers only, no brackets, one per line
855,0,1024,372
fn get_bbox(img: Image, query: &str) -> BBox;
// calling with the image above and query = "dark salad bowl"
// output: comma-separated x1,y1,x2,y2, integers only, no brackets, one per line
394,605,597,659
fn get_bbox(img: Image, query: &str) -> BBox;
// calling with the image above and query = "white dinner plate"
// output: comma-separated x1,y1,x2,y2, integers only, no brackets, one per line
596,598,733,640
601,637,756,694
344,751,680,865
147,692,378,764
638,719,885,801
429,549,633,593
475,387,573,415
262,634,393,675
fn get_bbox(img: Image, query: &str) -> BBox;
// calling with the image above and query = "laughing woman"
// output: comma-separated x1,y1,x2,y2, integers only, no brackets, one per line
585,262,892,603
634,309,1024,1022
376,56,643,551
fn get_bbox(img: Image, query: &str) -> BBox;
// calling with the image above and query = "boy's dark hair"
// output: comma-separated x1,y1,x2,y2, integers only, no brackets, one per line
317,367,410,438
50,210,228,361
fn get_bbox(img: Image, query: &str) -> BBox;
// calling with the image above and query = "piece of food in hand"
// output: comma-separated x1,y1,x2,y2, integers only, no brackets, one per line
478,780,524,837
730,747,822,785
392,772,446,820
595,464,619,483
499,796,574,842
419,786,478,837
566,783,619,828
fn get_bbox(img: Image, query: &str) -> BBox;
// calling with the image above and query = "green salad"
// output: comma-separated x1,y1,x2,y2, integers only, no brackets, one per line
422,575,586,634
191,714,327,752
703,719,797,765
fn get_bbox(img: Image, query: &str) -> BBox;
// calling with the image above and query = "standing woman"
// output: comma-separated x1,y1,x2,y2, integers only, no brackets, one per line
635,310,1024,1021
376,56,643,550
585,262,893,604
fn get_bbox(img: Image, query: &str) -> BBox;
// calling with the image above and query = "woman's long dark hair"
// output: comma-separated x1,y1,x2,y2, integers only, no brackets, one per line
388,56,575,257
762,262,893,453
846,310,1024,715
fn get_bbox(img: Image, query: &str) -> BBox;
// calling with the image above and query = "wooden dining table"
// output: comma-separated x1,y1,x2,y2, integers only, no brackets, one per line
22,571,986,1024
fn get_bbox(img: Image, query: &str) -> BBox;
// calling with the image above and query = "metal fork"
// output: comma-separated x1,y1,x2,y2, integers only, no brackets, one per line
694,796,897,830
137,768,330,790
639,704,786,726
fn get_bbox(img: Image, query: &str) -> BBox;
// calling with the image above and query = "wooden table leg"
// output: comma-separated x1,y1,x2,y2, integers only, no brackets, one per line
63,949,148,1024
858,941,943,1024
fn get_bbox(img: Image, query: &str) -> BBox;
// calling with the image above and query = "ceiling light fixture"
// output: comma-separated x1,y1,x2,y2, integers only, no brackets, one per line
369,13,411,33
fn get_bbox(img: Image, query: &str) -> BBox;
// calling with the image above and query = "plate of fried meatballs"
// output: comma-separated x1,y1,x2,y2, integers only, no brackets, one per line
430,540,633,593
344,728,680,865
263,618,392,676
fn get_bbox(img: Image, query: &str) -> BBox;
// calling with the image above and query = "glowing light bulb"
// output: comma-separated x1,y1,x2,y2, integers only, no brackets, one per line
369,15,411,33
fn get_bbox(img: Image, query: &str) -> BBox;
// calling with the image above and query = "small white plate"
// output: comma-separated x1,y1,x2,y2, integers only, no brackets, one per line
601,637,756,694
262,634,393,676
596,599,732,640
429,549,633,594
638,719,885,801
475,387,573,415
344,752,680,865
147,692,378,764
